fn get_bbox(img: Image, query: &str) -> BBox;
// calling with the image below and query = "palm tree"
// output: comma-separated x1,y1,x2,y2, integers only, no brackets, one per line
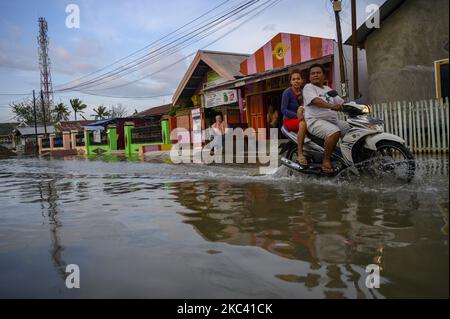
92,105,111,120
52,102,71,122
69,98,87,121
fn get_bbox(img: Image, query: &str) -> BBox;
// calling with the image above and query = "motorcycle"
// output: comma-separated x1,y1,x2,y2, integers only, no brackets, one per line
279,90,416,182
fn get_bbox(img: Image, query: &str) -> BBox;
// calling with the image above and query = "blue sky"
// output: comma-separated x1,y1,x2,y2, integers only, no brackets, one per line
0,0,385,122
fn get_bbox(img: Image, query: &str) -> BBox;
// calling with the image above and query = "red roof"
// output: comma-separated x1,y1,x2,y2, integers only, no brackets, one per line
131,104,172,118
58,120,95,131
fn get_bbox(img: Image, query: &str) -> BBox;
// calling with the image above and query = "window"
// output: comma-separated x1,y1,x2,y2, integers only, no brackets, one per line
435,59,449,99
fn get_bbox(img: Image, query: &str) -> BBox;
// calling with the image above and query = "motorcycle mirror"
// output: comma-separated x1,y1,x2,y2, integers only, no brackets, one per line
327,90,339,97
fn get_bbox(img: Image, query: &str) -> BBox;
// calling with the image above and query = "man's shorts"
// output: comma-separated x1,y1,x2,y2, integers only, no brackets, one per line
307,119,351,139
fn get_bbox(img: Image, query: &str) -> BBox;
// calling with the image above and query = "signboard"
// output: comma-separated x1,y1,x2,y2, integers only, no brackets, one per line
191,108,202,146
204,89,238,108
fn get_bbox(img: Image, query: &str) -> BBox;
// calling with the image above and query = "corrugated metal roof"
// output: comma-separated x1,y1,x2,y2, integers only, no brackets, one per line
88,118,115,126
84,125,106,131
15,126,55,136
173,50,249,105
58,120,95,131
201,50,250,78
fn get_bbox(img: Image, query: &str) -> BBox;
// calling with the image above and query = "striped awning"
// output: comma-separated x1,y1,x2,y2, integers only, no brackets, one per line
240,33,335,76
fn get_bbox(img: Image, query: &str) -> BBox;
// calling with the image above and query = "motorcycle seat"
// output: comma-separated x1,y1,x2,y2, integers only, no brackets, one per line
281,126,311,143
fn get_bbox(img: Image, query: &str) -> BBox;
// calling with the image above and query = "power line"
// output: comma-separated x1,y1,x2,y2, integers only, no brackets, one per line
54,0,256,92
74,92,175,99
55,0,260,92
0,93,32,96
2,0,279,100
53,0,234,90
75,0,281,93
58,0,273,93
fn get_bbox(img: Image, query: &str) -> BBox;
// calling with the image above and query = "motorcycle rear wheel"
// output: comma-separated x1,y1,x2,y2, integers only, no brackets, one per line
285,146,298,176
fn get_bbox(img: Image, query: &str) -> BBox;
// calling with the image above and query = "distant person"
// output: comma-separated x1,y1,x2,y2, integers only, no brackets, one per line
281,69,308,165
267,105,279,129
210,114,227,154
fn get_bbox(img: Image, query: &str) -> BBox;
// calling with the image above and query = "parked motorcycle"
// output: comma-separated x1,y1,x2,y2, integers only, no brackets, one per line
279,90,416,182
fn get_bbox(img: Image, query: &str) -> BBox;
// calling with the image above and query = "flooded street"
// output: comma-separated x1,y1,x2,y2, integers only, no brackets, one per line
0,155,448,299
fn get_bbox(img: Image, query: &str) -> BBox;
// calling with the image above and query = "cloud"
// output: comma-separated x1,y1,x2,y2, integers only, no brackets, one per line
0,30,104,78
69,48,189,98
0,39,38,72
262,24,277,32
50,42,100,75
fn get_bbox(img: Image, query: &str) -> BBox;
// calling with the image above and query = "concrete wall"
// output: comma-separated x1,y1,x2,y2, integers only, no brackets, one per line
364,0,449,103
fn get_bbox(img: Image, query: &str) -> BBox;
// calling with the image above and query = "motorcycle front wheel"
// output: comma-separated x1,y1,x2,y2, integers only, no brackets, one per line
372,140,416,182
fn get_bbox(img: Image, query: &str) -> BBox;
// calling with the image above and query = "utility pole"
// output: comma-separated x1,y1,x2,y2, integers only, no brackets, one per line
351,0,359,99
40,90,48,136
332,0,348,98
32,90,39,155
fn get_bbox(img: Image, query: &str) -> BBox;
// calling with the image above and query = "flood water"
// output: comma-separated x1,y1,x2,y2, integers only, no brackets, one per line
0,155,448,299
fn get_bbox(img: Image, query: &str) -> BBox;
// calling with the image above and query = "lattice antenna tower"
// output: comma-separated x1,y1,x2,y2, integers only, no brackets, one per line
37,17,53,114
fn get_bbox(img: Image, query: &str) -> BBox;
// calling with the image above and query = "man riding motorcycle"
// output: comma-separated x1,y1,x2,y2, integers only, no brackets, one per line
302,63,351,174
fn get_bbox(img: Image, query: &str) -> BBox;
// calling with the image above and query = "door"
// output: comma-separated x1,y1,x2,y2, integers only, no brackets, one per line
264,91,282,137
247,94,265,138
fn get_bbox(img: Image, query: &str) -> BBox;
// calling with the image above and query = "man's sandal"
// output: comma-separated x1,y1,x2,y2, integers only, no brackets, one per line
321,166,335,174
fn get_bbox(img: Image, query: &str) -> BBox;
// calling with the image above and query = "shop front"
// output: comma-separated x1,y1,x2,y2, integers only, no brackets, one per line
204,54,335,139
201,33,347,139
171,50,250,144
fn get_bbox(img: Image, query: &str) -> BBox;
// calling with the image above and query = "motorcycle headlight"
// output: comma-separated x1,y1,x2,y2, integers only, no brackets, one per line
367,124,384,132
361,105,371,114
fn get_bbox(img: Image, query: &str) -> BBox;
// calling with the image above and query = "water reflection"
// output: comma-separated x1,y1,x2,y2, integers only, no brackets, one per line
170,179,448,298
0,156,447,298
35,177,67,280
172,181,416,265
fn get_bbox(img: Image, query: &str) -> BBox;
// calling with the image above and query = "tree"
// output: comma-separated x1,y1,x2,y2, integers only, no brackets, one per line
92,105,111,120
10,100,35,125
69,98,87,121
108,103,128,118
10,99,52,125
52,102,71,122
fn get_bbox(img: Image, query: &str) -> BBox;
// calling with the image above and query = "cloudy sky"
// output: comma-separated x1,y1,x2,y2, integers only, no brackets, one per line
0,0,385,122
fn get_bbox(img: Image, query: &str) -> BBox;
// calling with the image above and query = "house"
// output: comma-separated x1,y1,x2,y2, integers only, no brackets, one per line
0,123,19,149
83,116,170,156
131,103,172,118
172,50,250,143
131,104,172,150
345,0,449,103
38,120,96,156
13,125,55,154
